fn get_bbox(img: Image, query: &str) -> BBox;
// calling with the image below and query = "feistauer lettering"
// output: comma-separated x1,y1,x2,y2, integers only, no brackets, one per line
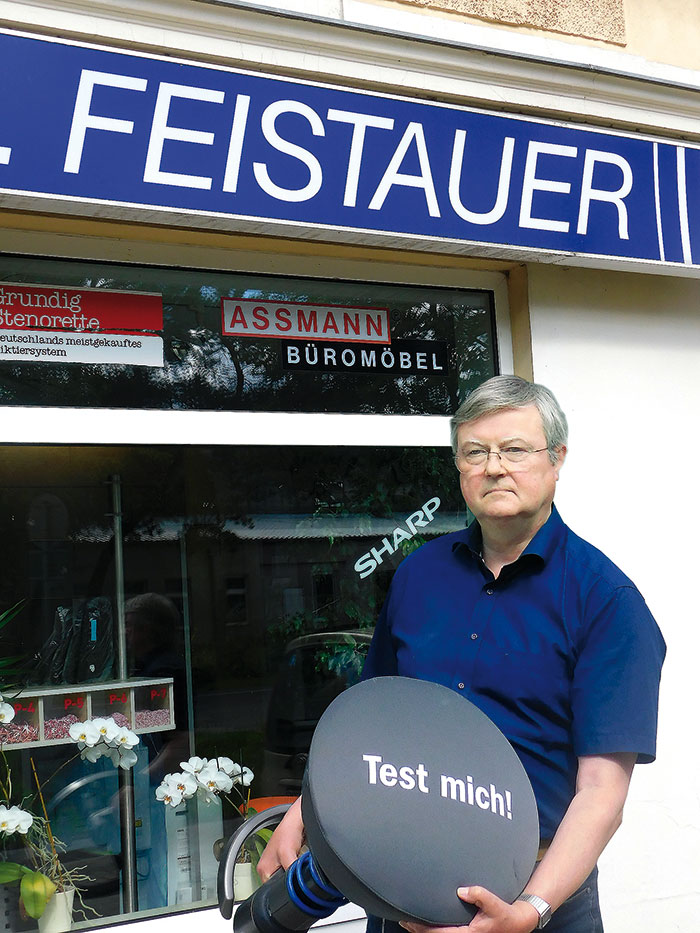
62,74,637,247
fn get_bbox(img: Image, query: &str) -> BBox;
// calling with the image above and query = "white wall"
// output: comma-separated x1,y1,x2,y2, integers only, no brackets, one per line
528,263,700,931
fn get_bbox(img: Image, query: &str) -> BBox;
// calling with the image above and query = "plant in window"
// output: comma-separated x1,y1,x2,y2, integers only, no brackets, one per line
68,716,140,770
155,755,253,809
0,601,26,700
0,712,139,925
155,756,270,874
0,741,97,925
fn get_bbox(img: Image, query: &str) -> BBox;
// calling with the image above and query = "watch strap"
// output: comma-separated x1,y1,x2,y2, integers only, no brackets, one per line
516,893,552,928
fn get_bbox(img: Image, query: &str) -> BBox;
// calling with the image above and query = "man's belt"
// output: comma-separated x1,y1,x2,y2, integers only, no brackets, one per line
536,841,551,862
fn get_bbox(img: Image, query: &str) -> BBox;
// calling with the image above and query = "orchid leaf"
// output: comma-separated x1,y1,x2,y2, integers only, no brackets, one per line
0,601,25,632
20,869,56,919
0,862,25,883
0,601,28,689
244,827,275,868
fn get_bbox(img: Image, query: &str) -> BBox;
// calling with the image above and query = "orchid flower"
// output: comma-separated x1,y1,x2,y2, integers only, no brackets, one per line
0,701,15,724
216,757,237,775
167,772,198,798
112,726,139,750
80,743,107,764
91,716,120,744
69,720,101,748
181,756,208,774
233,767,254,787
116,748,139,771
197,761,233,795
155,782,183,807
156,754,255,807
0,804,33,835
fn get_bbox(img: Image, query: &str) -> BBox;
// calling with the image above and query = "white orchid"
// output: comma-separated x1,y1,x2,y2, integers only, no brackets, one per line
7,806,33,834
0,805,13,834
233,767,254,787
69,720,101,748
155,782,183,807
113,726,139,750
213,758,253,785
216,756,237,775
167,772,198,798
197,760,233,795
0,701,15,724
91,716,120,744
116,748,138,771
69,717,138,770
0,804,33,835
80,743,107,764
181,756,208,774
157,754,254,808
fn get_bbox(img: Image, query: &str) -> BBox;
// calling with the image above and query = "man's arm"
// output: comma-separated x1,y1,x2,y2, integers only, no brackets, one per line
401,752,636,933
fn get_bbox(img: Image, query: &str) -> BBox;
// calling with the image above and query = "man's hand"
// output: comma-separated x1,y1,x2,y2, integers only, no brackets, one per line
256,797,305,882
400,753,635,933
400,887,539,933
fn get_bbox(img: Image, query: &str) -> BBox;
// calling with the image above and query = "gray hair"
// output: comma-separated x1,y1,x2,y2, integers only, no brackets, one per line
450,375,568,464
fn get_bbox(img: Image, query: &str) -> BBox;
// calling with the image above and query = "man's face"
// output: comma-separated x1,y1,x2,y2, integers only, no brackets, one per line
455,405,566,528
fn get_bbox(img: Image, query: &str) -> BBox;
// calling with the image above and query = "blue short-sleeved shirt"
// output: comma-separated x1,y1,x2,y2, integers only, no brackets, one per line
361,506,666,840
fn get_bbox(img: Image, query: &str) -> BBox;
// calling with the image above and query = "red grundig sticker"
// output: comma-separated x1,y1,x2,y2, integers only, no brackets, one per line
0,283,164,366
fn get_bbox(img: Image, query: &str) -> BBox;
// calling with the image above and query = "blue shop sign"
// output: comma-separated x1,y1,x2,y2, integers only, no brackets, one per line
0,29,698,271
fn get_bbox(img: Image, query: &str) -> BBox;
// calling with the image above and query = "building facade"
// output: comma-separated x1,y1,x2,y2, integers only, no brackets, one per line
0,2,698,933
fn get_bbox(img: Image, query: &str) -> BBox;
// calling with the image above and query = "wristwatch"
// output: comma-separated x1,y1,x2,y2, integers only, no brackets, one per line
516,893,552,928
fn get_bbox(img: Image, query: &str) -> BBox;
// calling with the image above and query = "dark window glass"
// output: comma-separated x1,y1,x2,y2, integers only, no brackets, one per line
0,443,469,928
0,257,497,414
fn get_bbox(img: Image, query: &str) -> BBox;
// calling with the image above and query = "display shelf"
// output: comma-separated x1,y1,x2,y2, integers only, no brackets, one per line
0,695,41,747
0,677,175,750
133,681,175,732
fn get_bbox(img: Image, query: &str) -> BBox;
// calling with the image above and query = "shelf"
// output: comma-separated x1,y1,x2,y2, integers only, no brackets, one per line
0,677,175,750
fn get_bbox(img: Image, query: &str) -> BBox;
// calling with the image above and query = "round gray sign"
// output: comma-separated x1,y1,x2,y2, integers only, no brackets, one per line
302,676,539,925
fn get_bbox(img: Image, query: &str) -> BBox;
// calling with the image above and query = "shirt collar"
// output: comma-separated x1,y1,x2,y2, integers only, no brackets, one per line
453,503,565,566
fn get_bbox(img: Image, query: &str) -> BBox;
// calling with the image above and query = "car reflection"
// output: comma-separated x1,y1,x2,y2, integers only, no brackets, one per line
262,631,372,796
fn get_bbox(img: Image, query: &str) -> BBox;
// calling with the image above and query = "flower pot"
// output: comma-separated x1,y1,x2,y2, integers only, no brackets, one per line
37,887,74,933
233,863,260,902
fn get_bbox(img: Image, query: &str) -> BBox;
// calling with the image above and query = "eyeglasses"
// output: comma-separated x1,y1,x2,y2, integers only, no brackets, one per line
454,446,549,472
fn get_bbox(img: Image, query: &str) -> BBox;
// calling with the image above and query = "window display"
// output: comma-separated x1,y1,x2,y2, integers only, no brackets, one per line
0,443,470,929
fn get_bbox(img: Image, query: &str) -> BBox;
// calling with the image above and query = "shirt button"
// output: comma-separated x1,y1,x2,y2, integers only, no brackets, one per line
470,633,478,640
458,682,465,690
485,587,494,595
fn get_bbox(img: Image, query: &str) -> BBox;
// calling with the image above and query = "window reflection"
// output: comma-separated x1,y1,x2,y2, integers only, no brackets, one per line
0,444,468,927
0,257,495,415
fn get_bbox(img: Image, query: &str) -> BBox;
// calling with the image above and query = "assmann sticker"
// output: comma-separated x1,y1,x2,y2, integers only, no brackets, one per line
282,338,448,375
222,298,390,344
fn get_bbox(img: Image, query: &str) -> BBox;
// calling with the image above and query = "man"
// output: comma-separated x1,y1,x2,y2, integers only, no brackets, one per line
259,375,665,933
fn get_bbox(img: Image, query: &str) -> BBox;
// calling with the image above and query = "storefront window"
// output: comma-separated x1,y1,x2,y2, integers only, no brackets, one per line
0,255,496,928
0,443,470,928
0,257,496,415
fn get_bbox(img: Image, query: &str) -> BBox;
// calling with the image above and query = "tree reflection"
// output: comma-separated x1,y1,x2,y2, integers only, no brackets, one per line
0,258,496,415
